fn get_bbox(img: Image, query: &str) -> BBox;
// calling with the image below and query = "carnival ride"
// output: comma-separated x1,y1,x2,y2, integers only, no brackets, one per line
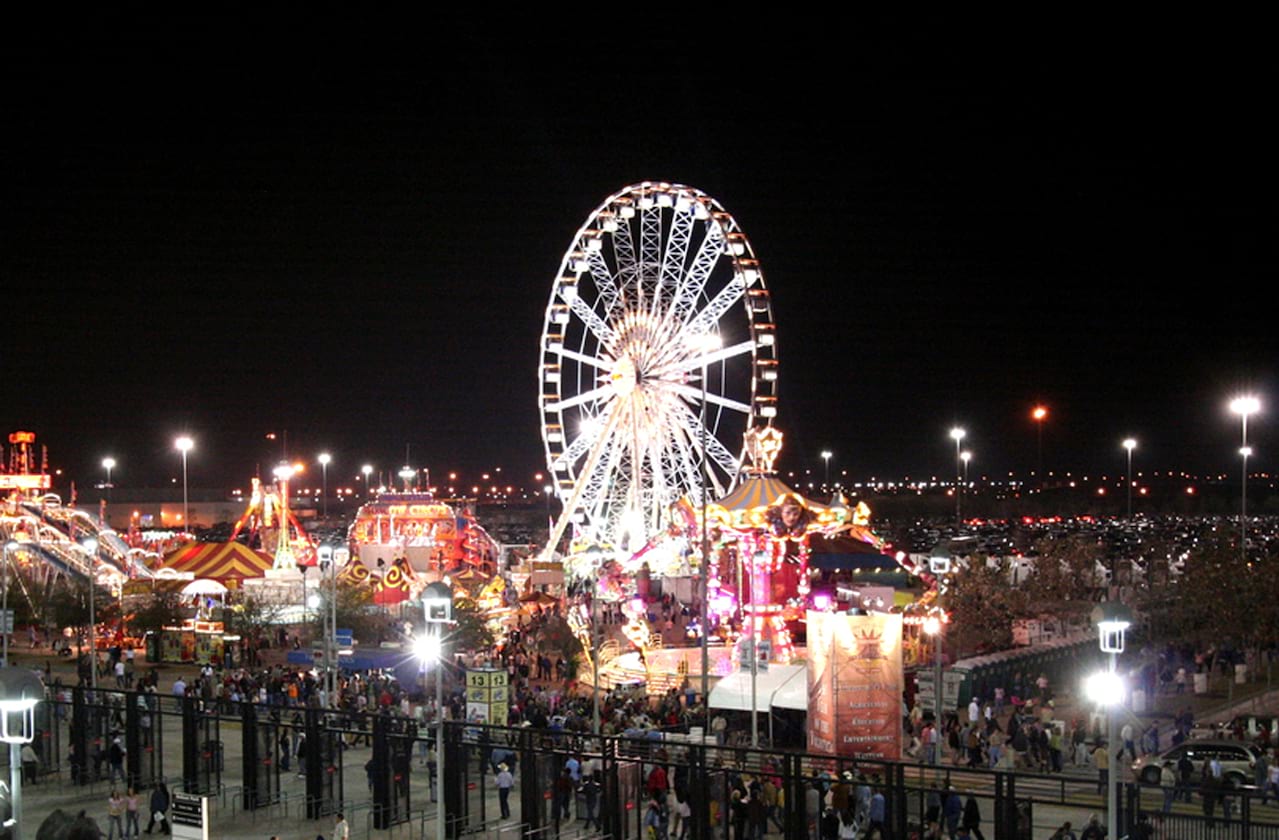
346,490,498,579
228,473,317,568
539,182,779,558
0,431,160,623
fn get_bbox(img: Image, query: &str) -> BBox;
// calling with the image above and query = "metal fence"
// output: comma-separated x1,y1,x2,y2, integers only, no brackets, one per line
18,688,1279,840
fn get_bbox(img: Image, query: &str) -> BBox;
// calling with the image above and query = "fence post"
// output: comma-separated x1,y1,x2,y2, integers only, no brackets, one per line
373,712,391,829
181,696,200,793
443,719,466,839
70,685,90,785
242,702,260,809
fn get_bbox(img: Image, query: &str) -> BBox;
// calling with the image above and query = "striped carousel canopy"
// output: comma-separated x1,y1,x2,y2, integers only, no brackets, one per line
160,541,275,589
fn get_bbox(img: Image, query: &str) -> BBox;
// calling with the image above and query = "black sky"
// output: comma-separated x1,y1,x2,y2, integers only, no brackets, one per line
3,15,1274,494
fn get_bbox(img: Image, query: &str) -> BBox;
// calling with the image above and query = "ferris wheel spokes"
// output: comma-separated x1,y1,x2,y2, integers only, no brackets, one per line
648,339,756,380
663,221,726,334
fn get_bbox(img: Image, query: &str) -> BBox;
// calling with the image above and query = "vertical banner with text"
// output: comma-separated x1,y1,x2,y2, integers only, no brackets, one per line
806,611,903,760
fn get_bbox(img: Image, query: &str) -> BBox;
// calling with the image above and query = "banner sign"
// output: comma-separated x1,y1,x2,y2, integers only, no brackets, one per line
807,611,903,760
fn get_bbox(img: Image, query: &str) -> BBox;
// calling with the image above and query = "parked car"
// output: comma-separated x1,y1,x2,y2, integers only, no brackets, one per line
1132,739,1260,786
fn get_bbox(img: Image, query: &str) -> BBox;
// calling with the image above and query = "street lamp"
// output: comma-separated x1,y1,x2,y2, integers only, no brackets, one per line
1122,439,1137,518
821,450,833,487
81,538,99,690
361,464,373,498
101,457,116,502
1089,600,1132,840
0,666,45,840
1,542,17,667
421,581,453,840
174,436,194,530
925,547,952,766
949,428,966,523
960,451,972,498
922,614,944,766
1230,396,1260,562
399,466,416,492
318,453,331,519
688,331,721,728
1031,406,1048,488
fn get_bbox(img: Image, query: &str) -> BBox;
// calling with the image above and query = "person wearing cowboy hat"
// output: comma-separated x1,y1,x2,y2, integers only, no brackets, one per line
496,762,515,819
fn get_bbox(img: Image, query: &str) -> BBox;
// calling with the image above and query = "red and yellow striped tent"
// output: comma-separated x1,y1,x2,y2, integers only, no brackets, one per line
160,542,275,590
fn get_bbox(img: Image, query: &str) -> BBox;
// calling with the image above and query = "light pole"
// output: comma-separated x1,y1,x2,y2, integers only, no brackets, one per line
1089,600,1132,840
1122,439,1137,518
318,453,331,519
399,466,416,492
2,542,16,667
1230,396,1260,562
362,464,373,499
960,451,972,501
584,546,604,735
1032,406,1048,489
923,614,943,765
82,538,98,690
821,450,832,488
749,548,764,748
925,547,952,766
949,427,966,523
421,582,453,840
101,457,116,502
0,666,45,840
175,436,194,530
690,332,721,729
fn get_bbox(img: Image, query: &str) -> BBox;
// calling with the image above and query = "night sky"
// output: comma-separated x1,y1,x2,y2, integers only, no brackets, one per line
4,16,1274,495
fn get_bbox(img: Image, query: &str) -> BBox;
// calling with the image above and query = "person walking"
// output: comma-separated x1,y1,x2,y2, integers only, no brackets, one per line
496,762,515,819
144,781,171,834
1092,739,1109,797
108,735,127,784
962,793,985,840
582,770,603,831
333,812,350,840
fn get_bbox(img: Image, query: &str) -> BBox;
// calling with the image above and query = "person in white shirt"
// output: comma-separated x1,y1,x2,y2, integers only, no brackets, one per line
333,812,350,840
968,698,980,724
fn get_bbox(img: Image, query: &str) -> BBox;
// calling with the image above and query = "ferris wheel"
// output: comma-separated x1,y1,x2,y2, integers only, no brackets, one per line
539,182,778,556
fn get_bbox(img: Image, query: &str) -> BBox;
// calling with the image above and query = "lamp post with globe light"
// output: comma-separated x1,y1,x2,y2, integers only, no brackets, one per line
81,538,99,690
0,665,45,840
419,582,452,840
1088,600,1132,840
362,464,373,499
924,546,952,766
1230,396,1260,562
687,331,721,727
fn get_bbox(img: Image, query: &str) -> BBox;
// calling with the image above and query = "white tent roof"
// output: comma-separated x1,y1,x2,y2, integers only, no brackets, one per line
708,663,808,713
181,578,228,596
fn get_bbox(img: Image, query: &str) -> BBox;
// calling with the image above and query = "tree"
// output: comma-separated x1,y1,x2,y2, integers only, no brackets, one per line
309,583,382,645
223,592,287,640
1020,534,1106,626
943,555,1024,656
446,597,496,654
42,579,113,655
127,589,187,638
1139,532,1279,662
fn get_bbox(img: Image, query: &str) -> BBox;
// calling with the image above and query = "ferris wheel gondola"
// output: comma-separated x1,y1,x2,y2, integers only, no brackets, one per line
539,182,778,558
